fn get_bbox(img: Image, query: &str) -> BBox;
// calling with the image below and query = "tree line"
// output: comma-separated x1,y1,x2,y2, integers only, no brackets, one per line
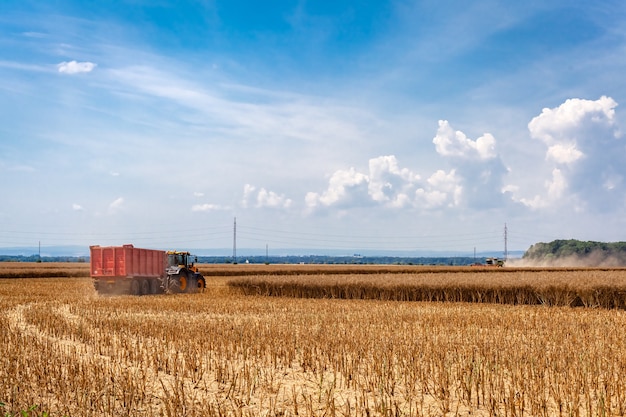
523,239,626,264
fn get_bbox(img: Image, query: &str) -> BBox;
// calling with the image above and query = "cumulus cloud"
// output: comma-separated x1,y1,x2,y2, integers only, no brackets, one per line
516,169,567,209
305,156,466,212
305,168,369,210
432,121,508,209
433,120,497,160
522,96,624,211
415,170,463,208
528,96,618,168
368,155,420,207
304,118,513,214
276,97,623,216
528,96,618,146
545,143,584,164
242,184,293,209
57,60,97,74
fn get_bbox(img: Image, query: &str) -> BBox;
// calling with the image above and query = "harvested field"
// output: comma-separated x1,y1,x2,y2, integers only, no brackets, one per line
2,264,626,416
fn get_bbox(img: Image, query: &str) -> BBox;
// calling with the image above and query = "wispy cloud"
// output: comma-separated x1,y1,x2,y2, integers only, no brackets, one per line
0,60,50,73
108,197,124,213
106,65,368,146
191,203,229,212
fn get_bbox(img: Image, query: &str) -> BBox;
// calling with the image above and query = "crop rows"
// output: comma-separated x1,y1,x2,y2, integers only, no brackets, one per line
2,267,626,416
228,269,626,309
0,262,90,279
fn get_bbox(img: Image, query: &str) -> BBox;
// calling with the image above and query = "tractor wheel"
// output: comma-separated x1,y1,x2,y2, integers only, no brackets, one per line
130,279,141,296
178,273,188,293
185,276,198,293
140,279,150,296
197,275,206,292
165,273,186,293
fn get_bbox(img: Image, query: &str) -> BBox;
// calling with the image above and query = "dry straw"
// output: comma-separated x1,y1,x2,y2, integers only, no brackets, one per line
2,266,626,416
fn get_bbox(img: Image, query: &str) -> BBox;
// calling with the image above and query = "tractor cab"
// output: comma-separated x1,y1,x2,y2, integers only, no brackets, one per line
166,251,199,273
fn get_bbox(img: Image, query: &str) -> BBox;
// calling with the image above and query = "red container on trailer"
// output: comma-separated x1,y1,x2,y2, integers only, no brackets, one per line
90,244,166,294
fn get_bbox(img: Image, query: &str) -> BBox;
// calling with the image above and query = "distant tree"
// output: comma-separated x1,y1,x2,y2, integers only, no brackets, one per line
523,239,626,265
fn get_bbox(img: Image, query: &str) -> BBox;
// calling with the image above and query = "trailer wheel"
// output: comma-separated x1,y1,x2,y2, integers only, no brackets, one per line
94,280,109,295
140,279,150,296
149,278,159,294
130,279,141,296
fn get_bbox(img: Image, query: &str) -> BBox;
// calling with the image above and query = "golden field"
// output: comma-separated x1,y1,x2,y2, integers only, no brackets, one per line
2,264,626,416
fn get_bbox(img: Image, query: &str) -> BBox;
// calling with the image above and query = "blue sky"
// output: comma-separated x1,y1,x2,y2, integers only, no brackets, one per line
1,1,626,255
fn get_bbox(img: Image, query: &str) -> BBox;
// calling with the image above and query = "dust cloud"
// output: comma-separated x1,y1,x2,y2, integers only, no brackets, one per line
507,250,626,267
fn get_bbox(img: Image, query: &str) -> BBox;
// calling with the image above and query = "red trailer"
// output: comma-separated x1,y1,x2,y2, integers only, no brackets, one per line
90,244,167,295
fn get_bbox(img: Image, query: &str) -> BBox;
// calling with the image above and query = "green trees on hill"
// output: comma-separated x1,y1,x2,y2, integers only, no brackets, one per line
524,239,626,264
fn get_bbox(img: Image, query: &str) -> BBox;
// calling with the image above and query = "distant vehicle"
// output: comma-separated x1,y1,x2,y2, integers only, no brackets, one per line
90,244,205,295
484,257,505,267
470,257,505,267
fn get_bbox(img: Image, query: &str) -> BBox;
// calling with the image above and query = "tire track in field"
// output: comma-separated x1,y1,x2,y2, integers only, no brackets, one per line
6,301,377,416
7,303,99,359
6,301,216,412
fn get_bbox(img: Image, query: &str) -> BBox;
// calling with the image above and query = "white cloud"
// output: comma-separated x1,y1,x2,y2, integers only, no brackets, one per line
521,96,625,212
368,155,420,207
528,96,618,146
305,167,369,209
57,60,97,74
415,188,448,208
431,121,508,209
256,188,293,209
242,184,256,209
517,168,567,209
193,192,205,197
306,158,465,212
433,120,497,160
242,184,293,209
304,118,510,213
72,203,84,211
546,143,584,164
191,203,226,212
547,168,567,198
425,169,463,207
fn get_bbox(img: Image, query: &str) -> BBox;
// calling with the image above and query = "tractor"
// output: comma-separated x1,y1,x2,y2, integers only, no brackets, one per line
484,257,505,267
164,250,206,293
